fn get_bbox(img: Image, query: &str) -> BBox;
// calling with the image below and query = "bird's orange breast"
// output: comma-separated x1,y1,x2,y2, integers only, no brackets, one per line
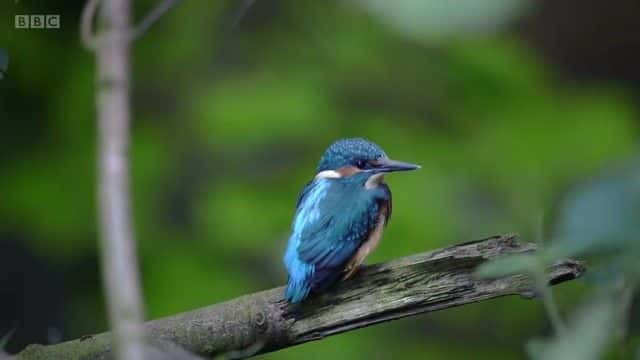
342,201,389,279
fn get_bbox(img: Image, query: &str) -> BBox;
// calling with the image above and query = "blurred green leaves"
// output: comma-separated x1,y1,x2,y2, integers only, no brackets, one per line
478,156,640,359
142,242,259,318
354,0,531,42
192,73,334,149
554,158,640,263
527,297,618,360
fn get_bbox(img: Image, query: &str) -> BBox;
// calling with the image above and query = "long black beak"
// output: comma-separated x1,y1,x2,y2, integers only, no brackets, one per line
374,158,421,173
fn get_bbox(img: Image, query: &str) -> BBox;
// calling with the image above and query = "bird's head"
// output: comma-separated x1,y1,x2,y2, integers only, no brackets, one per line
315,138,419,184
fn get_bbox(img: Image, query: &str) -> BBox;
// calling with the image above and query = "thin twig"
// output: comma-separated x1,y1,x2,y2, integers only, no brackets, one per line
534,271,568,336
130,0,183,41
80,0,102,51
531,212,568,336
232,0,257,28
534,212,544,247
615,279,636,346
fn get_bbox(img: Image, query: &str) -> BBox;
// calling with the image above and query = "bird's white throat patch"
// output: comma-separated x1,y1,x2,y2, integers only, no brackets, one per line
365,173,384,189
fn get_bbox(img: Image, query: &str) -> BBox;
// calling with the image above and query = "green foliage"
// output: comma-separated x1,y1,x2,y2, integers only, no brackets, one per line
192,73,335,149
477,157,640,358
554,159,640,263
526,297,618,360
3,0,639,358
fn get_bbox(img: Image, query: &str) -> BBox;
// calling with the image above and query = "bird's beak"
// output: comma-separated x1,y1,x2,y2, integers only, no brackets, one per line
373,158,421,173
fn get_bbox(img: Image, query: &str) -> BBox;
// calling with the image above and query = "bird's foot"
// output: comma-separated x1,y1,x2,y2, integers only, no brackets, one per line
342,263,365,280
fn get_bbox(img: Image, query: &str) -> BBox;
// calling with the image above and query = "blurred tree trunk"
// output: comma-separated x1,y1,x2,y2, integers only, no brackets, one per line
86,0,146,358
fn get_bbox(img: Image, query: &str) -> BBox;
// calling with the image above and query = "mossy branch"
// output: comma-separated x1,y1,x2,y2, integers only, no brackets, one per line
17,234,584,359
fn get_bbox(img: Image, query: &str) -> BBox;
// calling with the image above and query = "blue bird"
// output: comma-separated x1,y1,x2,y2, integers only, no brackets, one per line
283,138,420,303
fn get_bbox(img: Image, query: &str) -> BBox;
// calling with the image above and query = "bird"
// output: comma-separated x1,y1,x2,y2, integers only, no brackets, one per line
283,138,420,303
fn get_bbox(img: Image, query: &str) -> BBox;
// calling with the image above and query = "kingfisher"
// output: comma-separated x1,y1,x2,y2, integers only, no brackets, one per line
283,138,420,303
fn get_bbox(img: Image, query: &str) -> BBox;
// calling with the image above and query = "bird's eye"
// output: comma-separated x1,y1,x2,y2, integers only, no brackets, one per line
356,159,368,169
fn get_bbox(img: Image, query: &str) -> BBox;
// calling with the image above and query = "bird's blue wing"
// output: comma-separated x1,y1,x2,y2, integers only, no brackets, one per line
283,178,382,302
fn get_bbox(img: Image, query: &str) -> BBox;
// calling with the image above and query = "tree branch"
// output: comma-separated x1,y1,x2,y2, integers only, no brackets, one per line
17,234,584,359
80,0,101,50
130,0,183,41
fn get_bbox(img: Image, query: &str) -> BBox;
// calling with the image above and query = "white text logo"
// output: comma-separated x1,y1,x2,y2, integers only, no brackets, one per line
15,15,60,29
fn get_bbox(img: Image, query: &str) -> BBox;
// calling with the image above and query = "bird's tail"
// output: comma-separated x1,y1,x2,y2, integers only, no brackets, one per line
284,249,314,303
285,262,343,302
285,275,311,303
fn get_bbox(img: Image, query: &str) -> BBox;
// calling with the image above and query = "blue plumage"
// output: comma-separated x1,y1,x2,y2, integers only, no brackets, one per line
317,138,387,172
283,138,419,303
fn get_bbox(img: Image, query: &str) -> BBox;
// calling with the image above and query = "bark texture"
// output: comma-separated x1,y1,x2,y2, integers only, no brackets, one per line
17,234,584,359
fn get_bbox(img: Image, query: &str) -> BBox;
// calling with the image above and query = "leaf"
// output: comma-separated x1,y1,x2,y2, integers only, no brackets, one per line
475,253,541,279
554,157,640,258
526,297,617,360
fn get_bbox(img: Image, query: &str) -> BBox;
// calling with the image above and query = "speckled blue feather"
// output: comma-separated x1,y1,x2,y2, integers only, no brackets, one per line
317,138,386,172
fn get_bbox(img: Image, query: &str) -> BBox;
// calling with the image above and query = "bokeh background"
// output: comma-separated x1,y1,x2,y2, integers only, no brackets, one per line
1,0,639,358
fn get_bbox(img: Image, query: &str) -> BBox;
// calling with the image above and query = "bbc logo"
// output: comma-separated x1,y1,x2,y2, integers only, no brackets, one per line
15,15,60,29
